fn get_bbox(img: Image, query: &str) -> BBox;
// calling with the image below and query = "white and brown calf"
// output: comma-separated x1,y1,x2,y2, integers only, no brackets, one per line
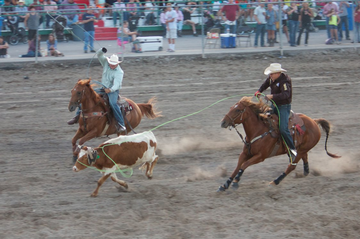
73,131,159,197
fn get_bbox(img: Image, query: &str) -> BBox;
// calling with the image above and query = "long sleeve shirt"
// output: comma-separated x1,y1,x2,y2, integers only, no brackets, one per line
96,48,124,93
258,73,293,106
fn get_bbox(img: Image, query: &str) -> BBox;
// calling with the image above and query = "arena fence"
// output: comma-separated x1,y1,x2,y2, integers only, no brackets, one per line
0,0,359,62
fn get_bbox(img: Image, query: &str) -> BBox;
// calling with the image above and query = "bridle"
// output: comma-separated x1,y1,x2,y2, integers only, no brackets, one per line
224,107,246,127
70,86,85,108
225,105,272,157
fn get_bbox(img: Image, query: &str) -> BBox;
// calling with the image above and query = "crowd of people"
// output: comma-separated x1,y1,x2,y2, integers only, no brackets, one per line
1,0,360,58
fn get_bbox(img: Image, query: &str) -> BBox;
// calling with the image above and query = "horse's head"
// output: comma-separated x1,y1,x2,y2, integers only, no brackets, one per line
68,78,91,112
221,96,269,128
221,100,247,128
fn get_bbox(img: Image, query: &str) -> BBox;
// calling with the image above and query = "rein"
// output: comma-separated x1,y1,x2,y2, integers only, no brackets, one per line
226,106,272,156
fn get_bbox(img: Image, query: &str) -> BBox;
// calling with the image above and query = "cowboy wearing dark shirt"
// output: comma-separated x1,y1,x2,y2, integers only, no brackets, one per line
255,63,297,164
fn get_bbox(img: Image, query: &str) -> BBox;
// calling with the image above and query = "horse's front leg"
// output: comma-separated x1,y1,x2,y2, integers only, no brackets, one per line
72,129,85,162
217,152,248,192
78,129,99,147
218,153,264,192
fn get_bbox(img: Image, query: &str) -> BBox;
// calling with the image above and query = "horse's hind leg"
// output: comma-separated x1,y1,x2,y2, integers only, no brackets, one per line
302,153,309,176
270,154,302,185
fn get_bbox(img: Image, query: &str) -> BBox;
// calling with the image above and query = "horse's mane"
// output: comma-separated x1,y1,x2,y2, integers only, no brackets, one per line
78,79,102,104
239,96,271,120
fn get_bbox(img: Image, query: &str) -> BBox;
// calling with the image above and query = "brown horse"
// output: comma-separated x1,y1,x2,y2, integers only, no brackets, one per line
68,79,161,161
218,96,340,192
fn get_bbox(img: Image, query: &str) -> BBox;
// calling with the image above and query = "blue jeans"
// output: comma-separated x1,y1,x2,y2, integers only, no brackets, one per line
65,15,79,27
21,50,42,57
355,22,360,43
338,15,349,41
288,20,298,46
225,23,237,34
75,89,124,126
177,20,183,31
325,16,331,39
113,11,129,26
84,31,94,51
254,24,266,47
273,104,296,150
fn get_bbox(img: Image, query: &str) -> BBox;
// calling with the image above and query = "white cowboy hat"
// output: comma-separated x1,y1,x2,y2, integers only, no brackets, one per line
106,54,122,65
264,63,287,75
18,0,25,3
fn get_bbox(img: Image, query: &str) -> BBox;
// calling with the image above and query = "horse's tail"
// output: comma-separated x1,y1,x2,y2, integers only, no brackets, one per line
314,118,341,158
137,97,162,119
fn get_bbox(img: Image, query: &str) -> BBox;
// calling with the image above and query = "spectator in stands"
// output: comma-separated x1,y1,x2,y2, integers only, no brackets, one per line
15,0,28,23
266,3,277,47
174,5,183,37
287,2,299,47
0,36,10,58
297,1,313,46
78,6,97,53
44,0,58,28
160,7,167,37
183,1,198,36
19,35,42,57
46,33,64,56
281,2,289,43
144,0,156,25
165,3,177,52
127,0,140,31
254,0,266,47
96,0,106,18
24,5,40,41
354,4,360,43
105,0,116,16
59,0,80,27
338,1,350,41
327,9,340,44
113,0,127,27
1,0,18,30
117,20,142,53
323,1,338,39
29,0,44,26
218,0,240,34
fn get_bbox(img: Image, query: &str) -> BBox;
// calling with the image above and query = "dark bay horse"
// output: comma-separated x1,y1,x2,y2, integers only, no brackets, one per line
218,96,340,192
68,79,161,161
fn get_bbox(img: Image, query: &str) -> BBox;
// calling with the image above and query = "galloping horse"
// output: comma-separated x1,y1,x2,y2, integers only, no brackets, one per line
68,79,161,161
218,96,340,191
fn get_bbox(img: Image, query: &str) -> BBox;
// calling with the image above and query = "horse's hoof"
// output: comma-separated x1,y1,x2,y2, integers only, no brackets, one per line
304,170,309,177
232,182,239,189
269,181,276,186
72,155,78,163
217,186,226,192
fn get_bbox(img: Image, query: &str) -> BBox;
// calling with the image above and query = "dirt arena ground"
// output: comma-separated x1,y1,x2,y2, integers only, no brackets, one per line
1,50,360,239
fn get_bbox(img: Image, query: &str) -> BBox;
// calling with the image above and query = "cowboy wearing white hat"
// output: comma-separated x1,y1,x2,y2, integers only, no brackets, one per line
68,47,126,132
255,63,297,164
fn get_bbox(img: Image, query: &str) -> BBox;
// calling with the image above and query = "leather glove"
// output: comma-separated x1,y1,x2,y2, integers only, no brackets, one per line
102,47,107,53
254,91,261,97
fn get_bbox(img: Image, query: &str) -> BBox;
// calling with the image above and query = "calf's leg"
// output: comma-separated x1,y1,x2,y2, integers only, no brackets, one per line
91,174,111,197
110,173,128,189
147,156,159,179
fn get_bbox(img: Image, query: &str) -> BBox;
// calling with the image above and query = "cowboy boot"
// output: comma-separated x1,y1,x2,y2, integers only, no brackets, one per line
67,115,80,125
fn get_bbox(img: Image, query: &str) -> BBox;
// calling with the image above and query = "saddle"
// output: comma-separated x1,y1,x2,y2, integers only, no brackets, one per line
101,94,134,118
264,110,306,155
